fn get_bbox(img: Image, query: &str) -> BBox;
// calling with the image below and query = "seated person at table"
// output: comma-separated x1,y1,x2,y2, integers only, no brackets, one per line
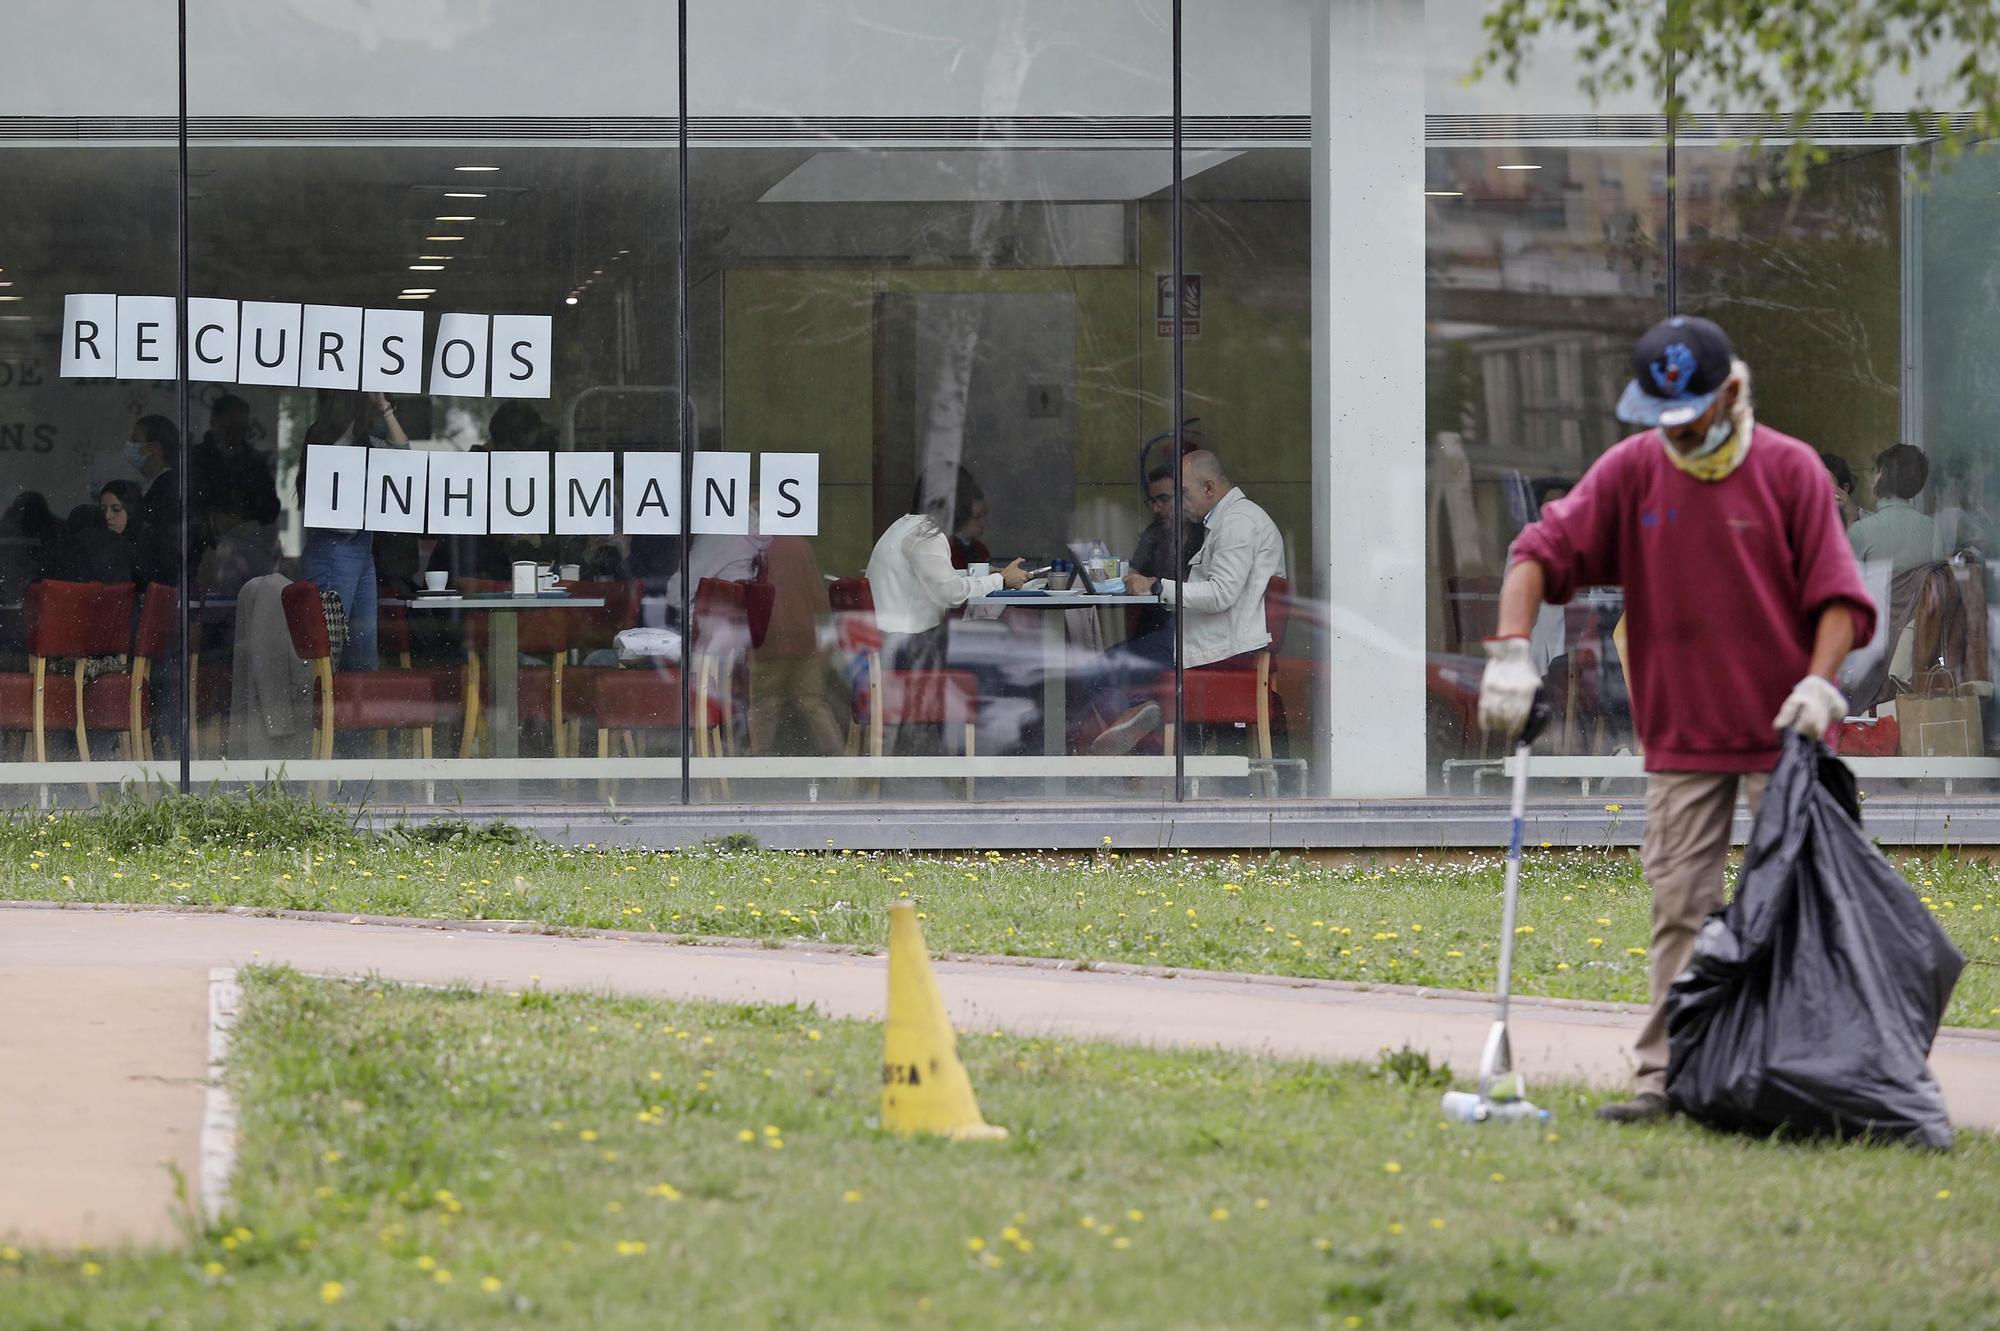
864,467,1027,752
1128,462,1205,638
1089,450,1284,754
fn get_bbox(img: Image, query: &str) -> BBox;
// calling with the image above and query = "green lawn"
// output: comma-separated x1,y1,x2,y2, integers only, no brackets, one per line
2,791,1996,1028
2,969,1994,1330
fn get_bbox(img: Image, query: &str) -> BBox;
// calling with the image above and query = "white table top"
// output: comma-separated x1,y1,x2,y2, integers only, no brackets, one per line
405,596,606,611
970,592,1161,606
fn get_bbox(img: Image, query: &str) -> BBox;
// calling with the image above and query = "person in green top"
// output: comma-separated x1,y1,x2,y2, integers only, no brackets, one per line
1848,444,1937,574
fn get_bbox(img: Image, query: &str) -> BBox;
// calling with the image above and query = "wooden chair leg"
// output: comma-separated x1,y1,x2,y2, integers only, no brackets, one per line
598,727,616,803
418,728,434,760
964,722,977,801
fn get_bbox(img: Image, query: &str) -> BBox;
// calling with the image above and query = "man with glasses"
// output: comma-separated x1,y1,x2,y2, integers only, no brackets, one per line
1127,463,1204,639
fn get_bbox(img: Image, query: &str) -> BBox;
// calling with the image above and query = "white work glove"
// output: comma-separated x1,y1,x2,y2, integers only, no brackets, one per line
1478,636,1540,738
1773,675,1847,739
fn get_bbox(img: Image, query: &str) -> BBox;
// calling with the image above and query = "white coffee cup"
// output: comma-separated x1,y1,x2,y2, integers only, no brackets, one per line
968,561,991,578
559,563,581,582
424,571,448,592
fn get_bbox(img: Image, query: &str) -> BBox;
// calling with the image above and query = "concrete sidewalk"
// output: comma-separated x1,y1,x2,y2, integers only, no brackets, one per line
5,906,1995,1248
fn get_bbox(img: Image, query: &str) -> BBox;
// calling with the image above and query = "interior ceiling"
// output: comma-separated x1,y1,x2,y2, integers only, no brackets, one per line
0,145,1307,334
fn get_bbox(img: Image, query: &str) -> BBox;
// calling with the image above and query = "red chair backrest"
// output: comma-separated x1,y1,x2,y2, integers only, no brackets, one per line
692,577,752,660
26,581,135,660
281,580,331,661
134,583,178,662
828,577,880,654
1263,574,1291,648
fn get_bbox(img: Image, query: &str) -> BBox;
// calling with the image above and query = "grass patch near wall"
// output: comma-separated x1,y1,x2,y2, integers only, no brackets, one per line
2,792,1996,1028
2,969,1993,1329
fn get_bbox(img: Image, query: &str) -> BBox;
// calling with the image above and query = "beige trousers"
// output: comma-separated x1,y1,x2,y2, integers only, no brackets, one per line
1632,768,1770,1095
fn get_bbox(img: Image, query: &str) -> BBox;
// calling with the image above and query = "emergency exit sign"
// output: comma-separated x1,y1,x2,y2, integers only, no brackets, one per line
1155,273,1202,339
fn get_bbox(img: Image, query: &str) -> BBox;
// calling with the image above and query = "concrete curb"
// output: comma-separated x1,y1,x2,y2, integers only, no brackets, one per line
200,969,241,1226
7,897,1996,1045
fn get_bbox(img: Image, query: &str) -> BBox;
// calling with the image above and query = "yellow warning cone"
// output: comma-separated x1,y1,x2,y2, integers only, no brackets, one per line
881,902,1008,1141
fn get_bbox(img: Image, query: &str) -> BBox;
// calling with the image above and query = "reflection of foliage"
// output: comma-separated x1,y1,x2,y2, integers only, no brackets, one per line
1920,149,2000,461
1471,0,2000,185
1678,150,1900,456
1426,339,1481,442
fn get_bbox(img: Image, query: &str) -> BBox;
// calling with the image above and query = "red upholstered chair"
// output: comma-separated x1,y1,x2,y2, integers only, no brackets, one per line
0,580,135,762
1153,574,1291,762
825,575,978,793
280,580,438,760
690,577,759,760
102,582,177,760
457,577,571,757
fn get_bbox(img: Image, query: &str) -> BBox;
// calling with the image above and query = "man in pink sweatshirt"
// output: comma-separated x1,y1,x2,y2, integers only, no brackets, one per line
1479,315,1877,1123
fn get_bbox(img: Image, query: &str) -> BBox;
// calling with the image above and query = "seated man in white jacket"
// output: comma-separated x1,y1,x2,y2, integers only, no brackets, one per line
863,469,1027,753
1092,449,1284,753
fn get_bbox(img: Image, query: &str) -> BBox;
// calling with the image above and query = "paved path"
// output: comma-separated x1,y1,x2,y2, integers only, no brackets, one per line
6,906,1996,1248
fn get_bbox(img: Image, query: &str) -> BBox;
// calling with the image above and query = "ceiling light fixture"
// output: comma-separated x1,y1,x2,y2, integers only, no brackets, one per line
454,165,500,172
0,296,24,302
409,264,444,271
434,215,476,222
425,235,465,242
443,192,487,199
398,293,432,301
564,295,579,306
1424,190,1463,197
417,255,453,261
401,289,436,296
0,280,13,286
1496,164,1542,171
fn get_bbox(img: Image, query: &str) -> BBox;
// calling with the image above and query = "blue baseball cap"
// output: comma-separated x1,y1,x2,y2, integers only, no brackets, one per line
1615,316,1735,428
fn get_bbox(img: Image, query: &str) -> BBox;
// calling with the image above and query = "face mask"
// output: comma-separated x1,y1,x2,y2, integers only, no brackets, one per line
1661,415,1735,459
124,440,149,470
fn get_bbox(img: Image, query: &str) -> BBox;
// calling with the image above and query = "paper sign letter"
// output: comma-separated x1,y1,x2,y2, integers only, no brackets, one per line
490,314,552,399
555,452,616,535
365,448,428,533
429,313,488,396
116,295,177,381
622,452,680,535
361,308,424,394
302,444,369,530
692,452,752,535
189,298,239,380
757,453,819,535
60,294,117,378
427,451,489,535
238,302,303,386
488,450,551,534
299,305,364,390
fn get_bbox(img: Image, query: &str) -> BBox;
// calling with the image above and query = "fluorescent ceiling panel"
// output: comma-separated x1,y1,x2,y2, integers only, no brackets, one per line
759,148,1241,204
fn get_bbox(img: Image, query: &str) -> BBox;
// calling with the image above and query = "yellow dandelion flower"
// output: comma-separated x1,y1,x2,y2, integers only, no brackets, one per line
1936,1189,1951,1201
1428,1218,1446,1230
1126,1208,1144,1222
321,1149,342,1164
1210,1207,1231,1222
320,1280,343,1303
416,1255,437,1272
737,1129,755,1143
1111,1236,1132,1250
203,1260,224,1276
1383,1161,1402,1174
843,1189,863,1203
481,1276,503,1293
1387,1222,1405,1235
967,1236,986,1252
432,1268,453,1284
578,1129,599,1143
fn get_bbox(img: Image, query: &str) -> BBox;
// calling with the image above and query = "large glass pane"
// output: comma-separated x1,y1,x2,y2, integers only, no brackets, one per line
1424,145,1667,791
184,2,683,807
686,0,1174,804
0,2,181,807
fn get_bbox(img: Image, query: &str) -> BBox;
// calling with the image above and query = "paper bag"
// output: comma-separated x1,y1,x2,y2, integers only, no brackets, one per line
1896,670,1984,757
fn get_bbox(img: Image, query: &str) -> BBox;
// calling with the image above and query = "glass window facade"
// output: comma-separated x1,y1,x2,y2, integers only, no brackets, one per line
2,1,1994,832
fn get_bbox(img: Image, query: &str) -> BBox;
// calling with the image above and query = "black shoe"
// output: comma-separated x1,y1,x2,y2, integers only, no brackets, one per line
1595,1091,1671,1124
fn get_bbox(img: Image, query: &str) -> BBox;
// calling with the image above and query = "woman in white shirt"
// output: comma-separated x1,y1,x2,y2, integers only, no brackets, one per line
863,469,1026,752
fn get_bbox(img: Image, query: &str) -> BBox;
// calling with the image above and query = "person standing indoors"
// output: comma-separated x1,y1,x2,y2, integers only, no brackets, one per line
296,390,408,671
1477,316,1876,1123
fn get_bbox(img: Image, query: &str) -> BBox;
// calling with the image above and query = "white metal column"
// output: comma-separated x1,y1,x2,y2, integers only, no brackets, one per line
1311,0,1428,797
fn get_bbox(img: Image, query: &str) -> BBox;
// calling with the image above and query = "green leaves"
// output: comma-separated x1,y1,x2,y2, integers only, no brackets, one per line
1471,0,2000,186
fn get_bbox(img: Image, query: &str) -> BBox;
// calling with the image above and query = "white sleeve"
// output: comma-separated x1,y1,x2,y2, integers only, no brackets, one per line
906,527,993,610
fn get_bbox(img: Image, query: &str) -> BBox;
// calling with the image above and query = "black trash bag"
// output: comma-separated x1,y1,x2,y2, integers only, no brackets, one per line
1664,732,1965,1148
